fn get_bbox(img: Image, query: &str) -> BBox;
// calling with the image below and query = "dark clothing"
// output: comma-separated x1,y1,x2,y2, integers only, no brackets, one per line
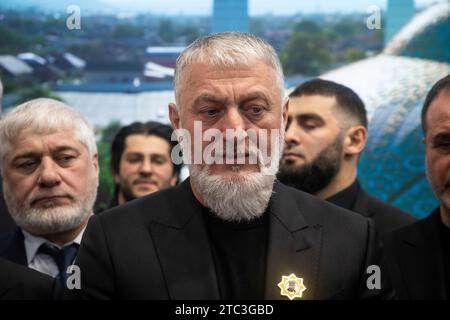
384,208,449,299
0,228,27,266
326,180,416,238
69,178,393,300
203,207,268,299
0,177,16,235
440,218,450,296
0,258,59,300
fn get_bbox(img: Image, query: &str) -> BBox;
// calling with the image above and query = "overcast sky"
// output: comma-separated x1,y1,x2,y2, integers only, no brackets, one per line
100,0,444,15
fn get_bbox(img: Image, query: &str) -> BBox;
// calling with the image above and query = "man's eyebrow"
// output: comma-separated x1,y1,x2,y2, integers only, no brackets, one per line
296,113,324,122
239,91,273,106
433,132,450,142
192,94,227,108
11,151,40,162
53,146,80,154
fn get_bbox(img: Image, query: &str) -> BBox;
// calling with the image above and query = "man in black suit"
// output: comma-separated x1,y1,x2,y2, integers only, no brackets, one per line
384,74,450,299
71,32,392,300
0,98,99,288
278,79,415,238
0,257,58,300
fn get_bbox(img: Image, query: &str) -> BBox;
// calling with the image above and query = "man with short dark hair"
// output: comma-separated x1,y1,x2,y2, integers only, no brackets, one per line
278,79,415,238
384,74,450,299
109,121,181,207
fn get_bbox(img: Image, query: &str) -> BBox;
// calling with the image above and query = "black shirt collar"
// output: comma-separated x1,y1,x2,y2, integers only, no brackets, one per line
326,179,360,210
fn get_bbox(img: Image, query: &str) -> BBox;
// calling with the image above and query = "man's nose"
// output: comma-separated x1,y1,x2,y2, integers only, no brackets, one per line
284,123,301,147
139,159,153,175
37,158,62,188
223,107,246,132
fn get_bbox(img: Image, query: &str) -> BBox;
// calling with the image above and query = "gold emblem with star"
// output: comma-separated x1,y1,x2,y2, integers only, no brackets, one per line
278,273,307,300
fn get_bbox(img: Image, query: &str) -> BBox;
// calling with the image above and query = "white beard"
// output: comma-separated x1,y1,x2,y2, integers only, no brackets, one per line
187,123,284,222
189,164,276,222
3,176,98,236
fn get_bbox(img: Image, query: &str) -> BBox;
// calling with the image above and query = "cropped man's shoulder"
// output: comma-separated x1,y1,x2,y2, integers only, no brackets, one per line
363,192,416,224
280,182,370,227
96,186,178,225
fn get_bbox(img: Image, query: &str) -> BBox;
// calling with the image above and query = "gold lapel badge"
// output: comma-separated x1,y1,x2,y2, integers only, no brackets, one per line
278,273,307,300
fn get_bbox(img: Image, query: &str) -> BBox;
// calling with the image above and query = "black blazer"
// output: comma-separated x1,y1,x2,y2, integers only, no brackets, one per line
384,209,448,299
0,228,27,266
351,183,416,238
70,178,392,300
0,258,58,300
0,177,16,235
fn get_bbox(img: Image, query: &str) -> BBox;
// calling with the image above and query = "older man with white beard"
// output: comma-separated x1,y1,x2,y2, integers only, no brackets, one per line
0,98,99,289
71,32,392,300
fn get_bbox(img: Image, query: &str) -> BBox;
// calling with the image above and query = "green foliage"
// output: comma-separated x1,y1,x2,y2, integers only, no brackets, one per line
343,48,366,62
294,20,321,34
13,86,63,105
93,120,122,212
95,140,115,212
113,24,144,39
0,25,29,54
282,31,332,76
158,19,177,43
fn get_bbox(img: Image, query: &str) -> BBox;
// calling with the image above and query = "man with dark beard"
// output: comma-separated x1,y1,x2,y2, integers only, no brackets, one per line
0,98,99,289
278,79,415,238
70,33,393,300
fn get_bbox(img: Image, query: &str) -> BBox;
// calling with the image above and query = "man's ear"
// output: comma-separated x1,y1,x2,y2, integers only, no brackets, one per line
92,153,100,175
343,125,367,156
169,103,180,130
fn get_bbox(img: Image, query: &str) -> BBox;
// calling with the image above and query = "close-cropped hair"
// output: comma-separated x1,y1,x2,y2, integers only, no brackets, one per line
290,78,368,128
421,74,450,134
0,98,97,171
174,31,285,105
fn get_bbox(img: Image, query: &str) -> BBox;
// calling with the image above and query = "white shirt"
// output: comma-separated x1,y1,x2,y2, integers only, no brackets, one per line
22,226,86,278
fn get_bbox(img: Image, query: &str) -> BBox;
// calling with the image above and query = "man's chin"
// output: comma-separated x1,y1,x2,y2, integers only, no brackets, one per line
132,189,158,198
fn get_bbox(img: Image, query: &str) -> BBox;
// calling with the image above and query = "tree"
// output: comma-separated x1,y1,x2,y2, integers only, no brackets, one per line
282,31,332,76
158,19,176,43
294,20,321,34
13,86,63,105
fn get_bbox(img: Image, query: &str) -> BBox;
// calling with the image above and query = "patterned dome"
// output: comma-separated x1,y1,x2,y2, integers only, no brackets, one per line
384,2,450,63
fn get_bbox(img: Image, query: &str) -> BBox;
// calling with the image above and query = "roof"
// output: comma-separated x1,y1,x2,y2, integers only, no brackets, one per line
0,55,33,76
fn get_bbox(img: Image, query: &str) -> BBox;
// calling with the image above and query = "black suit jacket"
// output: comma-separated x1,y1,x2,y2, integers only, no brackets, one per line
0,228,27,266
0,177,16,235
350,183,416,238
384,209,448,299
70,178,392,300
0,258,58,300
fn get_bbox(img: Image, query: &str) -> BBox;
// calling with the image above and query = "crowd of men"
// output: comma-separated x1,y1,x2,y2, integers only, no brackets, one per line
0,32,449,300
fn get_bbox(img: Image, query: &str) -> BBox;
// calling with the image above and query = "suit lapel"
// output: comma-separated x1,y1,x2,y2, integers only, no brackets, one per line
148,179,220,299
400,210,447,299
265,182,322,300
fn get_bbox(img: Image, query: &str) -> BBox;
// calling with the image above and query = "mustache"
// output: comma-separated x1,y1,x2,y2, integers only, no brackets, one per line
282,148,306,159
30,193,74,206
133,179,157,185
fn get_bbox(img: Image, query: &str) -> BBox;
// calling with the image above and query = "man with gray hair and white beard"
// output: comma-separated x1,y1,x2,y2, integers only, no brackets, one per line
72,32,392,300
0,98,99,289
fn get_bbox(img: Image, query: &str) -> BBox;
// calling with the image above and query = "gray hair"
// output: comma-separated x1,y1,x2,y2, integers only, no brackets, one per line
174,32,285,105
0,98,97,170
